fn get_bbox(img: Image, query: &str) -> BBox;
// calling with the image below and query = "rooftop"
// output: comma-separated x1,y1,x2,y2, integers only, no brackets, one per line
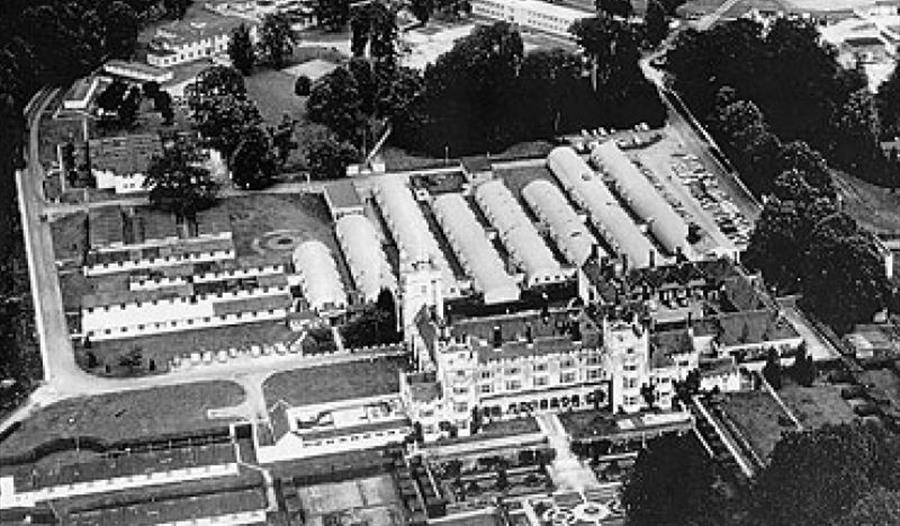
694,309,800,347
650,328,694,368
151,16,250,47
88,133,162,176
323,180,363,211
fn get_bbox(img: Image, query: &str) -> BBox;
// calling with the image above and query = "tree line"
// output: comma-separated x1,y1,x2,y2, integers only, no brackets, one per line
624,422,900,526
306,14,666,161
665,17,900,187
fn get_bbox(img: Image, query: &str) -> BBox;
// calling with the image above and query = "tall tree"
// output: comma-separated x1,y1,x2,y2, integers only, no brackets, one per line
307,66,365,143
749,424,881,526
270,114,297,167
145,139,219,216
876,50,900,140
162,0,193,19
258,13,295,69
644,0,668,47
829,88,883,176
596,0,633,18
314,0,350,31
192,94,262,158
622,434,728,526
831,488,900,526
228,23,255,75
231,125,278,189
103,1,140,58
306,134,359,179
410,0,434,24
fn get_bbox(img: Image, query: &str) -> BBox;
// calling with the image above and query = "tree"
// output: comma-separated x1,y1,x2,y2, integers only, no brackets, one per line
596,0,633,18
228,23,255,75
410,0,434,24
314,0,350,31
832,487,900,526
163,0,193,19
145,138,219,216
306,134,359,180
157,91,175,125
118,86,141,127
790,342,816,387
622,434,728,526
119,347,143,371
876,50,900,140
762,348,783,389
270,114,297,167
644,0,668,47
350,2,398,65
307,67,365,142
749,424,882,526
96,78,128,114
187,65,247,101
192,94,262,157
258,13,295,68
143,81,160,100
829,88,883,177
231,126,277,190
103,1,139,58
294,74,312,96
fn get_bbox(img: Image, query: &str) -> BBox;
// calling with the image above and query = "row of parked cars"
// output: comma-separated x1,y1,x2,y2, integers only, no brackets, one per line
671,152,753,248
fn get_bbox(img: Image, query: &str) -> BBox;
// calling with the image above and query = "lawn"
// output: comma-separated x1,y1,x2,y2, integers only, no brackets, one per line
832,171,900,236
262,356,407,407
494,165,556,199
777,377,857,429
719,390,794,461
223,193,336,263
79,321,297,376
51,212,88,263
39,114,85,167
245,68,306,124
0,381,246,458
558,410,622,440
858,368,900,408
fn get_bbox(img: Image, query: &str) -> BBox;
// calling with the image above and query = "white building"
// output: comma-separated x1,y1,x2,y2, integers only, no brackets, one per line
103,60,174,84
147,17,257,68
292,240,348,313
471,0,592,40
335,214,397,303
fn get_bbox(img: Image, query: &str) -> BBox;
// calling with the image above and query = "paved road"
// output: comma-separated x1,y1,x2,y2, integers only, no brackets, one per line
695,0,744,31
780,306,841,362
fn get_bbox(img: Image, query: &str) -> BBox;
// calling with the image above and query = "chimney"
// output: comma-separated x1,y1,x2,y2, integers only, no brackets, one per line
492,325,502,349
525,322,534,345
620,253,628,275
687,311,693,328
649,250,656,268
570,321,582,343
591,243,600,263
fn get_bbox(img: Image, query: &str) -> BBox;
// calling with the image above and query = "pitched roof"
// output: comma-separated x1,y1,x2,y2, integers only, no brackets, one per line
88,134,162,176
650,328,694,368
694,310,799,347
88,206,125,248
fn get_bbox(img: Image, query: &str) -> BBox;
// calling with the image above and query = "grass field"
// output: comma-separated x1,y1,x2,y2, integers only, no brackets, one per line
0,381,246,458
51,212,88,263
720,390,794,461
262,357,406,407
39,114,84,167
777,377,857,429
223,193,336,262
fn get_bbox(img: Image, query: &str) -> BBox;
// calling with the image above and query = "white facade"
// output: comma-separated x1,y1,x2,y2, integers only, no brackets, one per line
62,77,101,111
147,19,257,68
471,0,592,39
474,179,568,286
93,169,147,195
103,60,174,83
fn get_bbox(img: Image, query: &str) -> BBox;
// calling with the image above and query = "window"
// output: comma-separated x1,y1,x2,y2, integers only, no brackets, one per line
624,378,638,389
534,376,548,387
505,367,520,376
453,386,467,395
534,362,547,372
480,370,492,379
587,368,602,380
560,359,574,369
505,380,521,391
560,372,576,383
480,384,492,394
454,402,468,413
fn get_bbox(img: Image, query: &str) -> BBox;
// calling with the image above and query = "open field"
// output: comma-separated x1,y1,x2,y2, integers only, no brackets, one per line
832,171,900,235
0,381,245,458
720,390,796,461
224,193,336,262
246,68,306,124
777,378,857,429
263,356,406,407
80,321,297,376
297,474,404,526
858,368,900,408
